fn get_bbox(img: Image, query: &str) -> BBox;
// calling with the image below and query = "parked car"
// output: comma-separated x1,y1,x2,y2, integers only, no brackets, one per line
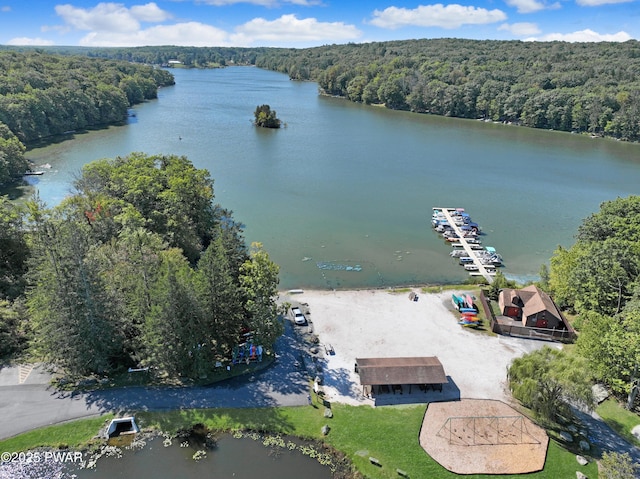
291,307,306,325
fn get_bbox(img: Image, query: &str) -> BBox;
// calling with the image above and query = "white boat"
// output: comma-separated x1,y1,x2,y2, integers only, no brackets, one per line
477,254,503,266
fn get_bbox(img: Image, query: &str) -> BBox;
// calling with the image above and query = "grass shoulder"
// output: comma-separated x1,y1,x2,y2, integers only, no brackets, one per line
0,415,113,453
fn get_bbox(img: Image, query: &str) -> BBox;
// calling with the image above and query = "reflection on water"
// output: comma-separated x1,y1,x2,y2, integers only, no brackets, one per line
71,433,332,479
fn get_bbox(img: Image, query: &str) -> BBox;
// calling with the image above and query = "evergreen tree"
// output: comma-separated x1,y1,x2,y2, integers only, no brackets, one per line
91,227,166,368
143,249,205,377
239,242,283,349
19,155,283,380
27,206,120,376
195,233,243,360
0,299,29,360
0,196,28,300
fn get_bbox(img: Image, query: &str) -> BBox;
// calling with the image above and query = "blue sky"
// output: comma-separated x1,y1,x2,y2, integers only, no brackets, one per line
1,0,638,48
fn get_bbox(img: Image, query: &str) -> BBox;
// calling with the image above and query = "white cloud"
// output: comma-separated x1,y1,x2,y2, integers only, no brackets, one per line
7,37,55,46
51,2,356,47
369,4,507,30
498,22,541,35
196,0,321,6
503,0,560,13
231,14,361,46
527,29,632,42
76,13,359,48
1,6,11,12
55,2,172,33
576,0,633,5
130,3,172,22
78,21,230,47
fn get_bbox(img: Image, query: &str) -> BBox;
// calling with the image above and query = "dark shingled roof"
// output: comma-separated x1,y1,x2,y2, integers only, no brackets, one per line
356,357,447,386
499,284,562,319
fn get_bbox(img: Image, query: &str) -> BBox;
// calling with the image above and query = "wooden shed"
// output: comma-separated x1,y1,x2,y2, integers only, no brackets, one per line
355,356,448,396
498,285,564,329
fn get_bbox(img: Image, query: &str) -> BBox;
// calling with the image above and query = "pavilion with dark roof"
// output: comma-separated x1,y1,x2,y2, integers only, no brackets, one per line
355,356,448,396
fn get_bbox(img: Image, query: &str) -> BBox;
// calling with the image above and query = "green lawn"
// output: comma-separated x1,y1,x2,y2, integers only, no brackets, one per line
596,398,640,448
0,404,599,479
0,414,113,453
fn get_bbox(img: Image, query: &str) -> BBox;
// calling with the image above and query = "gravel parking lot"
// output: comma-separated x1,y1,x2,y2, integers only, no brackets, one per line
282,288,559,406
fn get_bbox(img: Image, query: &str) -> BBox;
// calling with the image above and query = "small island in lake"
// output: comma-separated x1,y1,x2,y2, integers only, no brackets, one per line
253,104,282,128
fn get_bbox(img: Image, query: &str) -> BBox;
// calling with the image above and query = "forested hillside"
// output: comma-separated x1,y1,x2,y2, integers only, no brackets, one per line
0,51,174,184
0,44,266,68
255,39,640,141
5,39,640,148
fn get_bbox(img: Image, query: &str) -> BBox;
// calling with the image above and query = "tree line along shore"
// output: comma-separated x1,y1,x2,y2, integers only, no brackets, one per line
2,39,640,184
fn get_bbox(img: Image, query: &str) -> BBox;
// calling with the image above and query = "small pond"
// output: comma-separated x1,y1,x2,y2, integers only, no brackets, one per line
0,433,334,479
76,433,333,479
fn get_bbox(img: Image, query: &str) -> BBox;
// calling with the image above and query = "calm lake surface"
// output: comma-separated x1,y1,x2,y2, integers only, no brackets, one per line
19,66,640,289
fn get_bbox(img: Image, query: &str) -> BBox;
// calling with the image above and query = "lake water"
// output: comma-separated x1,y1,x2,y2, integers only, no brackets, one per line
17,66,640,289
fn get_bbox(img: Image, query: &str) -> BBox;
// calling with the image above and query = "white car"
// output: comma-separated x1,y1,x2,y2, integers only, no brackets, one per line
291,307,306,325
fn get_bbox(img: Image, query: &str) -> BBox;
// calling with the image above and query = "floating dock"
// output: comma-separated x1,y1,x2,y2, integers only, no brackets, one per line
433,207,495,284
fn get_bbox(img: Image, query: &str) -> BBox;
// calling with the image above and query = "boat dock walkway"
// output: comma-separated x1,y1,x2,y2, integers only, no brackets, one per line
437,208,495,284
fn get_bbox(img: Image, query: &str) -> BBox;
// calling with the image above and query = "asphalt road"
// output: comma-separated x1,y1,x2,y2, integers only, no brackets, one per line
0,321,310,440
571,407,640,474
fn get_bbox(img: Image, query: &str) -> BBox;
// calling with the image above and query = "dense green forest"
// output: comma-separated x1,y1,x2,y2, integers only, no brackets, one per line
10,39,640,142
0,50,174,184
0,44,266,68
0,153,282,379
254,39,640,141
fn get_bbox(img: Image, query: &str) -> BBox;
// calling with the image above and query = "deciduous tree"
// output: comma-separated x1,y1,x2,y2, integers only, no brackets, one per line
0,122,28,184
599,451,638,479
508,346,594,422
253,104,281,128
